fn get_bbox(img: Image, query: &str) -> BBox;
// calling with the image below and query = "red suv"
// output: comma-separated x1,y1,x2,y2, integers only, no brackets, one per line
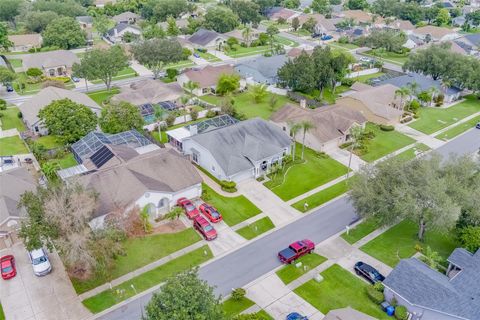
177,197,199,219
199,203,222,223
193,216,217,240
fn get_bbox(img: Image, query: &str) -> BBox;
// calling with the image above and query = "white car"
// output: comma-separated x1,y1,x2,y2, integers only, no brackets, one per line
28,248,52,276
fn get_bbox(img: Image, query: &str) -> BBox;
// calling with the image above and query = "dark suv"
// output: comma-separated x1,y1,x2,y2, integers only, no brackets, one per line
354,261,385,284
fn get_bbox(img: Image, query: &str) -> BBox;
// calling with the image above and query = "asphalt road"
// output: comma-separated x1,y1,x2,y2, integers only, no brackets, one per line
97,128,480,320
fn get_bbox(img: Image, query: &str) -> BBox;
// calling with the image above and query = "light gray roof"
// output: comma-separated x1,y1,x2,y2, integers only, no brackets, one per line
188,28,223,46
112,79,183,106
107,23,140,37
190,118,291,176
0,167,36,225
22,50,79,70
18,87,101,127
112,11,139,23
235,55,289,85
374,72,461,96
384,253,480,319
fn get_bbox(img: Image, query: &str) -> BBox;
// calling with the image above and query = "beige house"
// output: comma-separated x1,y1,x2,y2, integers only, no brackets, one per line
412,26,459,42
271,104,367,152
177,65,245,96
337,10,384,26
337,84,403,125
112,79,183,106
296,14,338,34
112,12,140,24
22,50,79,76
8,34,42,52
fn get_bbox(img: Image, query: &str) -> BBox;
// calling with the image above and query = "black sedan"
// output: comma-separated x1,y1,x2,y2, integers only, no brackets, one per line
354,261,385,284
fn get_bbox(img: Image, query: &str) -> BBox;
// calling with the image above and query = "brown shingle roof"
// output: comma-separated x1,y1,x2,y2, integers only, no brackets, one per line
297,14,337,31
8,34,42,47
414,26,457,39
183,65,236,88
341,10,383,24
112,79,183,105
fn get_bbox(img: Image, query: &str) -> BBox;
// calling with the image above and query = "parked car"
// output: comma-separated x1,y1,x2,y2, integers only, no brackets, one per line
199,203,222,223
1,255,17,280
28,248,52,276
177,197,199,219
278,239,315,264
193,53,200,58
5,84,13,92
321,35,333,40
193,216,217,240
354,261,385,284
475,122,480,129
71,76,80,83
286,312,308,320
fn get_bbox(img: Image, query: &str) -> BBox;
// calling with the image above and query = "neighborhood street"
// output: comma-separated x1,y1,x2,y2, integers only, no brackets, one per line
96,128,480,320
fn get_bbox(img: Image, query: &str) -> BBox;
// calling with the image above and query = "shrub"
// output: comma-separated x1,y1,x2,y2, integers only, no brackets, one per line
166,68,178,79
338,36,349,44
341,78,354,86
206,109,217,118
413,113,419,119
166,113,176,126
26,68,43,77
394,305,408,320
231,288,246,301
220,180,237,193
380,124,394,131
373,282,384,292
390,297,398,307
0,99,6,110
46,76,71,83
365,285,384,304
340,141,353,149
190,109,199,121
435,94,444,106
18,111,22,118
182,48,192,60
408,99,421,112
196,48,207,53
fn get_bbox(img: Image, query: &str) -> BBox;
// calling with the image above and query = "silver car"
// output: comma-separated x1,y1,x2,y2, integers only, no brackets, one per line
28,248,52,276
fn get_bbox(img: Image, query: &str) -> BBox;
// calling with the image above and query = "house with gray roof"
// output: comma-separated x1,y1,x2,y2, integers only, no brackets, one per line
235,54,289,85
112,11,140,24
182,118,292,182
187,28,226,50
105,23,141,44
22,50,79,76
383,248,480,320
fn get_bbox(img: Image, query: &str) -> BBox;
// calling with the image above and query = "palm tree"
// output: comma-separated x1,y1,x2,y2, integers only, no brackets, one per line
288,121,302,161
153,105,165,142
180,95,190,123
300,120,315,160
395,87,410,110
428,86,440,106
407,81,420,101
346,125,363,179
242,25,252,46
184,80,199,98
441,78,452,95
41,162,58,180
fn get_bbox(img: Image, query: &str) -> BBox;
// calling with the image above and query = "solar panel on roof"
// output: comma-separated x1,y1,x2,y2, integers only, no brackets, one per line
159,101,177,111
139,104,154,116
90,145,114,169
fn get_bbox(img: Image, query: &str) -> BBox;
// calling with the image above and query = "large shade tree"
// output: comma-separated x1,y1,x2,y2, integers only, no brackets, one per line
99,101,144,133
131,39,183,79
42,16,86,49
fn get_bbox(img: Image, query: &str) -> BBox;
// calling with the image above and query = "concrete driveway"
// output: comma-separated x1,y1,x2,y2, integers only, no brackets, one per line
207,221,247,256
0,243,90,320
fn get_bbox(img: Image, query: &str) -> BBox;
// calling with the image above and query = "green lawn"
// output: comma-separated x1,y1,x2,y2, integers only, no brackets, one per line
91,67,137,84
0,303,4,320
72,228,201,294
195,50,221,62
341,218,379,245
360,220,458,268
249,310,273,319
82,246,213,313
236,217,275,240
35,135,63,149
351,72,385,84
435,115,480,141
202,183,261,227
295,264,388,319
0,107,25,131
392,143,430,162
0,136,28,155
288,29,311,37
166,59,195,69
86,88,120,105
8,58,22,68
274,35,299,47
264,143,348,201
363,49,409,66
276,253,327,285
260,20,290,29
225,44,271,57
222,296,255,317
409,96,480,134
200,92,292,119
47,152,77,169
358,123,415,162
13,73,44,95
291,179,350,212
329,42,359,50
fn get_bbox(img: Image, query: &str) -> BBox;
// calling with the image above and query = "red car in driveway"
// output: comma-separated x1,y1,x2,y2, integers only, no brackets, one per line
1,255,16,280
177,197,199,219
199,203,222,223
193,216,217,240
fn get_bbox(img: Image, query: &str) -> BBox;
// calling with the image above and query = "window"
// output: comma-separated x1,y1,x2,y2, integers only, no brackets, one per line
48,69,55,76
202,88,208,94
211,166,215,172
192,153,198,163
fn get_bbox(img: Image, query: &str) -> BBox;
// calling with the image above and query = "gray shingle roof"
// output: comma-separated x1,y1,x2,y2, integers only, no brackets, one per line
374,73,461,96
235,55,289,85
190,118,291,176
384,252,480,320
464,33,480,47
188,28,223,46
0,167,36,225
22,50,79,70
107,23,140,37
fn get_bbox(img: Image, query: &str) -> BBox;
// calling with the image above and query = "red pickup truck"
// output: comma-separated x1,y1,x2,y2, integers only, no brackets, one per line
278,239,315,264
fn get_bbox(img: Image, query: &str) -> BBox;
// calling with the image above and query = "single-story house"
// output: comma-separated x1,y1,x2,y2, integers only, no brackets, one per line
296,14,338,35
265,7,300,22
187,28,226,50
373,72,462,103
18,87,101,135
383,248,480,320
105,23,141,44
112,11,140,24
182,118,292,182
74,146,202,227
404,34,425,49
335,10,384,26
337,83,404,125
223,28,260,44
22,50,79,76
271,104,367,152
177,65,245,96
112,79,183,107
389,19,415,33
8,34,42,52
412,26,459,42
76,16,93,29
323,307,376,320
235,54,289,85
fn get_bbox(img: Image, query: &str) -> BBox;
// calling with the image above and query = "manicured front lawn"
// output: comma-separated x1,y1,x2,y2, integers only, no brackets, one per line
201,92,292,119
330,42,359,50
291,179,350,212
294,264,388,319
8,58,22,68
91,67,137,84
392,143,430,162
363,49,409,65
225,44,271,57
72,228,201,294
166,59,195,69
264,143,348,201
409,96,480,134
236,217,275,240
86,88,120,105
341,218,379,245
222,296,255,317
0,303,4,320
202,183,261,226
435,115,480,140
13,72,43,95
35,135,63,149
82,245,213,313
274,35,299,47
358,123,415,162
351,72,385,84
195,50,221,62
288,29,311,37
0,136,28,155
276,253,327,285
0,107,25,131
360,220,458,268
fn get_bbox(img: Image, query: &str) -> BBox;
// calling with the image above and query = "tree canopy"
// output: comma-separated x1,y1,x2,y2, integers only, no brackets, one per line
38,98,98,143
99,101,144,134
22,11,59,33
204,6,239,33
360,29,407,53
142,0,189,22
42,16,86,49
216,73,241,95
131,39,183,79
0,67,16,85
0,24,12,51
229,0,261,25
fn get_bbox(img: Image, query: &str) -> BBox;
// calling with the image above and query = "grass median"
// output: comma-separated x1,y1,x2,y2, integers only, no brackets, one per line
222,296,255,317
236,217,275,240
291,178,350,212
82,245,213,313
276,253,327,285
435,115,480,141
341,218,379,245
